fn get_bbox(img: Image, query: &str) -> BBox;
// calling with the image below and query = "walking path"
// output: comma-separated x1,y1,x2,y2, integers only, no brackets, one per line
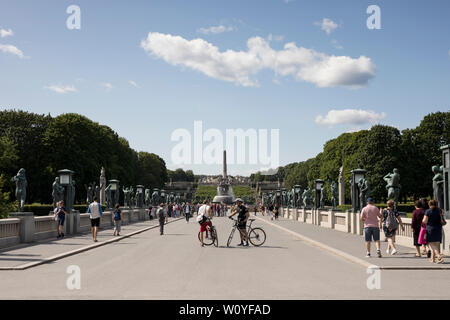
254,215,450,269
0,218,182,270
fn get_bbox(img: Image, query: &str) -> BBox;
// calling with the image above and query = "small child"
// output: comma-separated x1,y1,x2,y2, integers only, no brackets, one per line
113,203,122,236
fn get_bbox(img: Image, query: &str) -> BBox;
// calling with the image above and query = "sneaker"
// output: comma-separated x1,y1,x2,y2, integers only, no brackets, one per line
237,243,244,246
386,248,390,255
391,249,397,255
57,234,61,239
365,253,371,258
61,233,65,238
244,242,249,247
377,250,382,258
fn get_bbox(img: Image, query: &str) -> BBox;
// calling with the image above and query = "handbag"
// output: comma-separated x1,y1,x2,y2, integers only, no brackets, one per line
418,223,427,245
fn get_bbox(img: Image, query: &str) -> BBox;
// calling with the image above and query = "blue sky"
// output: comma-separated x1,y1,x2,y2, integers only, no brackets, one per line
0,0,449,176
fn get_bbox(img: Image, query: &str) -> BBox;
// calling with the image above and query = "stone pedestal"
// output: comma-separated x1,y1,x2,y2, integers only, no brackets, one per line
443,224,450,255
72,211,80,234
65,213,74,235
9,212,34,243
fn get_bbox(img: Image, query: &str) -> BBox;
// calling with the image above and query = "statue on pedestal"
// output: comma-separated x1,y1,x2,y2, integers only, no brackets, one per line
123,186,133,207
320,184,326,208
338,166,345,206
358,178,370,209
99,167,106,205
302,187,312,208
11,168,27,212
52,177,65,208
330,181,338,209
145,189,151,206
432,165,444,209
384,168,401,209
84,182,95,204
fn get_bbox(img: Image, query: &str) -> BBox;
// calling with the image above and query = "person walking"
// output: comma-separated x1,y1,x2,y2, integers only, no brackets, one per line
411,199,426,257
422,200,445,264
380,199,404,255
88,196,103,242
157,203,168,235
184,202,191,223
113,203,122,236
147,204,153,220
360,197,382,258
54,200,67,239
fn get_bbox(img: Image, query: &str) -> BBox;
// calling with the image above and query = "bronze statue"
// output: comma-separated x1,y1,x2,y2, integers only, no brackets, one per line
358,178,370,209
384,168,401,209
11,168,27,212
330,181,338,209
52,177,65,208
432,165,444,209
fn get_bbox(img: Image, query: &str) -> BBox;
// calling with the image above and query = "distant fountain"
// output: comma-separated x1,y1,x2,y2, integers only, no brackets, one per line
212,151,235,204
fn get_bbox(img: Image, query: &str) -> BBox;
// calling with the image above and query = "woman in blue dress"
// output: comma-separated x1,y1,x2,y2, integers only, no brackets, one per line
422,200,444,264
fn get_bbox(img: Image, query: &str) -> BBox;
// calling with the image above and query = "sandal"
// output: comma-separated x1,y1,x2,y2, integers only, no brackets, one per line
436,256,444,264
415,254,421,257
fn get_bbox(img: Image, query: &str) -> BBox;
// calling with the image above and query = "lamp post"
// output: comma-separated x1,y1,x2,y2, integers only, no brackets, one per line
351,169,366,212
441,145,450,219
276,190,281,207
58,169,75,234
314,179,324,210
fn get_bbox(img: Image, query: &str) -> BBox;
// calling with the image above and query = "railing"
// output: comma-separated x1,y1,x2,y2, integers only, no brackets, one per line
34,216,57,233
80,213,91,228
0,218,20,238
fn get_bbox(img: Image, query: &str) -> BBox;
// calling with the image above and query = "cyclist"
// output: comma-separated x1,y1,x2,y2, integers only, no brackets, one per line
197,200,213,247
229,198,249,246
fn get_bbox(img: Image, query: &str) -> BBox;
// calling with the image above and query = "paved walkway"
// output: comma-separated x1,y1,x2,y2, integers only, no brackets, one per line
0,216,449,299
0,218,181,269
254,215,449,269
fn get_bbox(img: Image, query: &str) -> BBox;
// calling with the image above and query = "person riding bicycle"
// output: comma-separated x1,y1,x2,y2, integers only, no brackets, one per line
229,198,249,246
197,200,213,247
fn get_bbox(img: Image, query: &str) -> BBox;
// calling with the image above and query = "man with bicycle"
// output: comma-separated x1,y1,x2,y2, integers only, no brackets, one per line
229,198,249,246
197,200,213,247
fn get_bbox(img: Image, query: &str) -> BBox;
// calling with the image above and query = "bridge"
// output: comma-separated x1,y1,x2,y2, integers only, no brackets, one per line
0,207,449,299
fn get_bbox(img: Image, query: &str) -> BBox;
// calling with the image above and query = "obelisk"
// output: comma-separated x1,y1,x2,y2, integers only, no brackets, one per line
223,150,227,179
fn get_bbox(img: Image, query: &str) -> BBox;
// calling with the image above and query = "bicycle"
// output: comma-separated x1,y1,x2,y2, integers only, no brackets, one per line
197,219,218,247
227,217,266,247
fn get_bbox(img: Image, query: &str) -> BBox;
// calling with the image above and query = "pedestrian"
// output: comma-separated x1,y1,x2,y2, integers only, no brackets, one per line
422,200,445,263
147,204,153,220
273,204,279,220
360,197,382,258
113,203,122,236
380,199,404,255
88,196,103,242
157,202,168,235
411,199,426,257
254,205,257,216
54,200,67,239
184,201,191,223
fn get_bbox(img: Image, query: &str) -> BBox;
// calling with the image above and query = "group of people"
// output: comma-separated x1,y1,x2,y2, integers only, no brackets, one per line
361,197,446,263
197,198,250,247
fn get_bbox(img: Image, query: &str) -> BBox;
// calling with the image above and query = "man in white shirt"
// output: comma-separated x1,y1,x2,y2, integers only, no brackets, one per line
87,196,103,242
197,200,213,247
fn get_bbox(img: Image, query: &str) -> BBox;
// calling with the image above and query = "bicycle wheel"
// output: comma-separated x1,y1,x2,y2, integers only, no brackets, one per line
227,227,235,247
198,230,214,246
212,227,218,247
248,227,266,246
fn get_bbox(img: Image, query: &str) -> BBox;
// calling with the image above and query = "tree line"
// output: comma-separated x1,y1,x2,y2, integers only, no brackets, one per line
0,110,168,210
251,111,450,203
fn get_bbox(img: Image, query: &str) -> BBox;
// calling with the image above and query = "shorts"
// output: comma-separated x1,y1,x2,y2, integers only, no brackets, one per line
57,217,65,226
364,227,380,242
383,226,397,238
200,221,212,233
91,217,100,227
238,220,247,229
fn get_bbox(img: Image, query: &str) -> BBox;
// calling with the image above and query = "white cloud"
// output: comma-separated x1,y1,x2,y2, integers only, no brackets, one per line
102,82,113,91
315,109,386,126
314,18,339,35
128,80,140,88
140,32,375,88
44,85,77,94
0,44,26,59
197,25,234,35
0,28,13,38
267,33,285,42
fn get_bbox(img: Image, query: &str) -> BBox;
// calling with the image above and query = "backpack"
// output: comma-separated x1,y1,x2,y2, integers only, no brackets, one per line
157,208,165,219
384,209,399,230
